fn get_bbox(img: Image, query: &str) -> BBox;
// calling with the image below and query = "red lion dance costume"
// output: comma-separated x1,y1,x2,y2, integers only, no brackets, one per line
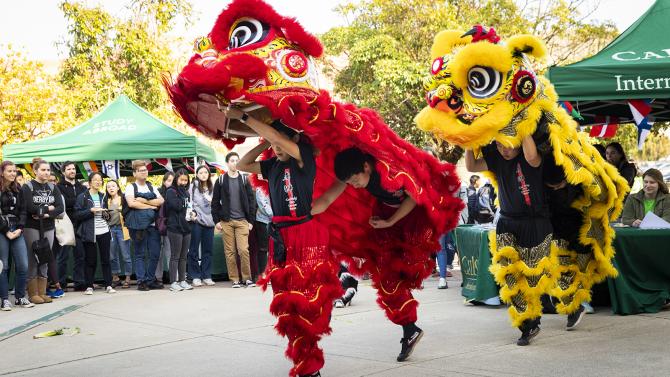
164,1,463,375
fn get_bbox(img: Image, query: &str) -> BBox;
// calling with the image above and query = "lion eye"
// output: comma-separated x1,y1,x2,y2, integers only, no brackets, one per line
228,18,270,49
467,66,502,99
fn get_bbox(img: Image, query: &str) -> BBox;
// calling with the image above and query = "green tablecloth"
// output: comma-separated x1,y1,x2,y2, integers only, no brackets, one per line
608,227,670,315
454,225,499,302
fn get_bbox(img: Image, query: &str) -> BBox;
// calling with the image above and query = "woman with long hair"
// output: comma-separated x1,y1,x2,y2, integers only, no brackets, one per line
0,161,35,310
156,171,175,283
105,180,132,288
21,158,64,304
74,172,115,295
187,165,216,286
622,168,670,226
165,169,194,291
605,142,637,187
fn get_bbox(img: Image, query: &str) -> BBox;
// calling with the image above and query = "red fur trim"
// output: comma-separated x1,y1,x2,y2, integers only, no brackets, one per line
210,0,323,57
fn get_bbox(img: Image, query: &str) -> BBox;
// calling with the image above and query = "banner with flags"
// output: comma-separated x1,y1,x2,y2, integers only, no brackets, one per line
102,160,121,179
154,158,174,172
77,161,99,180
181,157,195,172
560,101,583,121
589,116,619,138
206,161,227,174
628,99,653,150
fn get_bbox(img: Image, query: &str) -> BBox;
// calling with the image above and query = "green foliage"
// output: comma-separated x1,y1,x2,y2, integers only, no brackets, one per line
58,1,193,122
0,46,76,159
321,0,620,155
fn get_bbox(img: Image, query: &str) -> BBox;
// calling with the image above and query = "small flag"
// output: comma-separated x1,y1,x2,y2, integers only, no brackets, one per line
154,158,174,172
77,161,98,180
23,163,35,178
206,161,227,174
628,99,652,150
589,116,619,138
560,101,583,121
181,157,195,172
102,160,121,179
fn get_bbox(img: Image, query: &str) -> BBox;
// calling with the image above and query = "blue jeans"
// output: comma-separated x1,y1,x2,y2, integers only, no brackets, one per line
55,236,86,287
188,223,214,280
0,232,29,300
110,225,132,276
130,227,161,283
436,232,456,278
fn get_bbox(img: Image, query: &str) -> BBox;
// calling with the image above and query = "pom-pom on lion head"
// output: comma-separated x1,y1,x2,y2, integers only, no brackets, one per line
415,25,548,149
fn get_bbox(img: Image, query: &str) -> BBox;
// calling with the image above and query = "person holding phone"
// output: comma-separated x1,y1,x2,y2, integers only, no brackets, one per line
74,172,115,295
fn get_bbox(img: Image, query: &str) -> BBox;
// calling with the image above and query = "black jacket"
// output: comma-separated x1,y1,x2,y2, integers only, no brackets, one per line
21,181,64,231
73,190,109,242
165,186,192,234
0,189,26,232
211,173,256,224
58,179,87,225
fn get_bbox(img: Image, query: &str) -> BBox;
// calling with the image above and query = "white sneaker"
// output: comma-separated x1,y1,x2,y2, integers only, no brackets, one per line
1,299,11,311
437,277,448,289
582,301,595,314
245,280,256,288
334,299,344,308
84,288,94,295
170,282,183,291
106,286,117,294
192,278,203,287
203,278,215,286
179,281,193,290
232,281,242,288
15,297,35,308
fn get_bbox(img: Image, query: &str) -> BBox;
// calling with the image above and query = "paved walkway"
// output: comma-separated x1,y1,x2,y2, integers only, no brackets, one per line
1,272,669,376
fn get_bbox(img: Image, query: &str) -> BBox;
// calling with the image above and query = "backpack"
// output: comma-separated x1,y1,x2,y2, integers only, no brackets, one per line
474,184,496,223
123,182,158,230
155,186,171,236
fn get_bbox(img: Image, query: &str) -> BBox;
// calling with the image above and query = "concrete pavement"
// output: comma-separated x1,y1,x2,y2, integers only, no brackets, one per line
1,272,669,377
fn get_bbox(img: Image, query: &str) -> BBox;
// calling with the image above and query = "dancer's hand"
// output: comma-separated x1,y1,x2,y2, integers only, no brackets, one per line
369,216,393,229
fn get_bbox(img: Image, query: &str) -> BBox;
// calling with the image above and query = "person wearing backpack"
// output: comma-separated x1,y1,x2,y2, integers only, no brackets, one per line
105,180,132,288
73,172,115,295
466,175,480,224
212,152,257,288
475,181,496,224
165,170,194,292
124,160,164,291
21,158,64,304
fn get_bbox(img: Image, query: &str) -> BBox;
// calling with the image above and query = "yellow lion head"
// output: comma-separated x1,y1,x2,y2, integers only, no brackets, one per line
415,25,549,149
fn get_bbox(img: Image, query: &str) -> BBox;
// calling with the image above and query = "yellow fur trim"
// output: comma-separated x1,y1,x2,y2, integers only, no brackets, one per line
489,232,560,327
506,35,547,60
430,30,470,60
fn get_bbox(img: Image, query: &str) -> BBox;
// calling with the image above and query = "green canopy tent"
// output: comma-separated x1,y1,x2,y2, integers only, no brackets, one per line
547,0,670,125
3,94,217,176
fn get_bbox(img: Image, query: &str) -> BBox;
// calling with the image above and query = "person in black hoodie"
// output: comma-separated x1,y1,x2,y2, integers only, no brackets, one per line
212,152,256,287
74,172,114,295
55,161,87,291
21,158,64,304
165,170,194,292
1,161,34,310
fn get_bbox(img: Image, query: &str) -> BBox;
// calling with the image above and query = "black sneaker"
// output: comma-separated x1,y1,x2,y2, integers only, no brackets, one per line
137,282,150,291
517,320,541,346
397,329,424,362
147,280,164,290
566,305,586,331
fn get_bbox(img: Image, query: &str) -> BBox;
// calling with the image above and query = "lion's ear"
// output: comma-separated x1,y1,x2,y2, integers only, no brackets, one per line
506,35,546,60
430,30,470,60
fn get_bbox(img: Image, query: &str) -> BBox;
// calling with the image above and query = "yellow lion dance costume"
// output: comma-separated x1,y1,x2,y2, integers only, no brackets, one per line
415,26,629,330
